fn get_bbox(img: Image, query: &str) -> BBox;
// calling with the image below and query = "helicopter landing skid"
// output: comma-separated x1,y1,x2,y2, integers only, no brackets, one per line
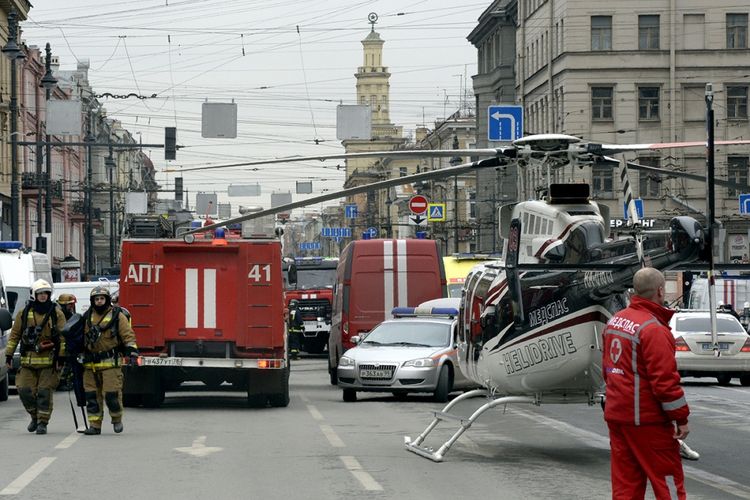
404,389,537,462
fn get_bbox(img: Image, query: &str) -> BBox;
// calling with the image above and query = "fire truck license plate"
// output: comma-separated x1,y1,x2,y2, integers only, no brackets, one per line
141,357,183,367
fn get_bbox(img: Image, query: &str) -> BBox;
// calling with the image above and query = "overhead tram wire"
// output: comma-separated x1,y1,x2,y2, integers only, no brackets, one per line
297,25,320,143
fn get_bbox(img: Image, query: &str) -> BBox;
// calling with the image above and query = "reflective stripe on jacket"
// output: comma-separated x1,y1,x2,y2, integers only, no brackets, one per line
602,296,689,426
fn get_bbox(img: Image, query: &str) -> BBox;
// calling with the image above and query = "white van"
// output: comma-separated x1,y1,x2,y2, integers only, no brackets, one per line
0,242,53,317
52,280,119,313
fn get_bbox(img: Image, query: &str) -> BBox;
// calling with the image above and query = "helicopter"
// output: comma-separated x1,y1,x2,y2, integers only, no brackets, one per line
182,132,750,461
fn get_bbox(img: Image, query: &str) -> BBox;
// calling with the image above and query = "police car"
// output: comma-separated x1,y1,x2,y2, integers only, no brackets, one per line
336,299,475,402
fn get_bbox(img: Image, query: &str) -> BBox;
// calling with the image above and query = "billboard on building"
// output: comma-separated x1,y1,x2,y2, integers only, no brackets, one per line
296,181,313,194
47,100,83,136
228,184,261,197
218,203,232,219
125,192,148,214
271,191,292,208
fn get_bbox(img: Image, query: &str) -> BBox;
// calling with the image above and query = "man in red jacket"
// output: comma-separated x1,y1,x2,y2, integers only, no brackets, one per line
603,267,689,500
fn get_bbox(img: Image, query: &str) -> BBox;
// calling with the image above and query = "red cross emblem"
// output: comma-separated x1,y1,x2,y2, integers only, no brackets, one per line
610,338,623,363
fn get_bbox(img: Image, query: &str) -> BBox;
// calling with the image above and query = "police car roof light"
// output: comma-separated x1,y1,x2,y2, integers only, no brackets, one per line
0,241,23,251
392,307,459,318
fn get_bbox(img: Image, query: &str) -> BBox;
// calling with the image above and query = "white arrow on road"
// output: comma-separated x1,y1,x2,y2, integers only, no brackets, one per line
175,436,223,457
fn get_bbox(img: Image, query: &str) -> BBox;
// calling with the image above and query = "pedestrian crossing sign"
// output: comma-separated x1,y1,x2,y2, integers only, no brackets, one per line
427,203,446,222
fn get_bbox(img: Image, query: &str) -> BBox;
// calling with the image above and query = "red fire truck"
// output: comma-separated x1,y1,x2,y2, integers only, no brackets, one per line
284,257,338,354
119,229,290,408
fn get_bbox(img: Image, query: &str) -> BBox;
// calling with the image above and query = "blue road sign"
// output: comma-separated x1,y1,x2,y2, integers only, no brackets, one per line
345,204,358,219
623,199,644,219
365,227,378,239
488,105,523,141
322,227,352,238
299,242,321,251
740,194,750,215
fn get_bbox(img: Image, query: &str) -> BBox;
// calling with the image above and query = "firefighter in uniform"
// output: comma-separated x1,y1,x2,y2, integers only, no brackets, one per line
603,267,690,500
288,299,303,359
57,293,77,320
81,286,138,435
4,279,66,434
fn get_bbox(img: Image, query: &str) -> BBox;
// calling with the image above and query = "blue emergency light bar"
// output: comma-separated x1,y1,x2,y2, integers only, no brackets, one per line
0,241,23,250
392,307,459,318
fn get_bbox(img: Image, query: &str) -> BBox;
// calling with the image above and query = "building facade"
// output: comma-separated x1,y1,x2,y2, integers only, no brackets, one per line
470,0,750,261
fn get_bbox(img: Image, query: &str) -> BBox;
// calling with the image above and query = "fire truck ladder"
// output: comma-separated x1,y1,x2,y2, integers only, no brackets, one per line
404,389,537,462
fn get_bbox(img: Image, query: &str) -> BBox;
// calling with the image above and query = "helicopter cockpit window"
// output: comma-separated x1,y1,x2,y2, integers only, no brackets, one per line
562,222,605,264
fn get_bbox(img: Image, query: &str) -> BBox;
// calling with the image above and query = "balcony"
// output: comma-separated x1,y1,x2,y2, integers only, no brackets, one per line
21,172,63,199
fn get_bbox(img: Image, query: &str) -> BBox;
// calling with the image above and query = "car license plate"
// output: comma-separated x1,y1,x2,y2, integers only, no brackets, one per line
140,357,183,366
701,343,730,351
360,369,391,378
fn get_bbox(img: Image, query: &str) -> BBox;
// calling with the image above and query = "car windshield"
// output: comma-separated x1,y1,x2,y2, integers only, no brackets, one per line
674,316,746,334
362,321,451,347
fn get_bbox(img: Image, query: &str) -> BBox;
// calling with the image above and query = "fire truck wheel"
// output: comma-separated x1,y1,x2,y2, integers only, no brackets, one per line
342,389,357,402
328,359,338,386
247,394,267,408
268,390,289,408
0,373,8,402
142,387,165,408
123,394,142,407
741,374,750,387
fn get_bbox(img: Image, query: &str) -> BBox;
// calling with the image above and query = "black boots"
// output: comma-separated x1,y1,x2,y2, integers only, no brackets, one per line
35,423,47,435
84,427,101,435
113,422,123,433
27,419,38,433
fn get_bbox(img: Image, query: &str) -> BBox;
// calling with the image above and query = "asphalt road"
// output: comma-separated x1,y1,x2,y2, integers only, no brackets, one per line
0,357,748,499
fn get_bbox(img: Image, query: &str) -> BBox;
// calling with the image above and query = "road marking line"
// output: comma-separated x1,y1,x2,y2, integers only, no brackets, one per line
340,456,383,491
307,405,324,421
0,457,56,496
320,424,345,448
55,432,81,449
715,386,748,395
513,408,750,499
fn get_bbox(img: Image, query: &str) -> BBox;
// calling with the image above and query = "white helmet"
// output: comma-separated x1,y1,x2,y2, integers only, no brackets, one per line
31,279,53,297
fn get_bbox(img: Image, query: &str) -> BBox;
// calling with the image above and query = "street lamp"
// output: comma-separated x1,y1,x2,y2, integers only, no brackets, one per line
40,43,57,236
3,10,26,241
105,147,116,268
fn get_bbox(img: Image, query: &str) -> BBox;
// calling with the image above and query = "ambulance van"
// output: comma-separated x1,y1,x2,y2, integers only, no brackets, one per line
442,254,502,298
328,239,446,384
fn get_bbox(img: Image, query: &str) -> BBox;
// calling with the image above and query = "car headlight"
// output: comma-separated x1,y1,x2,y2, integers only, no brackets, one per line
403,358,435,368
338,356,355,367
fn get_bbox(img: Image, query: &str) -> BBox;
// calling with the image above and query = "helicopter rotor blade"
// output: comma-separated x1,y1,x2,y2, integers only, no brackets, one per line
600,156,750,191
191,156,506,233
594,138,750,156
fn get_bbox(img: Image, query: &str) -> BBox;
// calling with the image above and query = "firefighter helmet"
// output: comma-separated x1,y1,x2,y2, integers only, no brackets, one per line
31,279,53,296
57,293,77,305
90,286,111,299
289,299,299,308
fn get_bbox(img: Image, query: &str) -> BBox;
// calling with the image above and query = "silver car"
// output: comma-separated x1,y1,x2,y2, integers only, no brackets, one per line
670,310,750,386
337,306,474,402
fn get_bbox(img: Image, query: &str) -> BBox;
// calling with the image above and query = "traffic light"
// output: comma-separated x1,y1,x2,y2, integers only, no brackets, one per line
175,176,183,201
165,127,176,160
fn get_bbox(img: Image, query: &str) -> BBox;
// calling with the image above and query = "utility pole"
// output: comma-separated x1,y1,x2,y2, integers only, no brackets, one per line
3,10,23,241
85,107,95,277
41,43,57,235
705,83,719,352
106,145,116,268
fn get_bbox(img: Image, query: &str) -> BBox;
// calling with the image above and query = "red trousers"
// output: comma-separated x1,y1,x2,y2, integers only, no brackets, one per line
607,421,685,500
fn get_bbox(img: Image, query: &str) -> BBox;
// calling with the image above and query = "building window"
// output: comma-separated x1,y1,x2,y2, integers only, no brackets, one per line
637,157,661,198
727,86,748,119
592,86,614,120
592,165,614,197
639,15,660,49
683,14,705,50
591,16,612,50
469,192,476,219
727,13,748,49
638,86,660,120
399,167,407,177
728,156,749,197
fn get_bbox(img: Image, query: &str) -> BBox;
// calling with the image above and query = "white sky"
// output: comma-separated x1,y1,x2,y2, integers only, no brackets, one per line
21,0,484,215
